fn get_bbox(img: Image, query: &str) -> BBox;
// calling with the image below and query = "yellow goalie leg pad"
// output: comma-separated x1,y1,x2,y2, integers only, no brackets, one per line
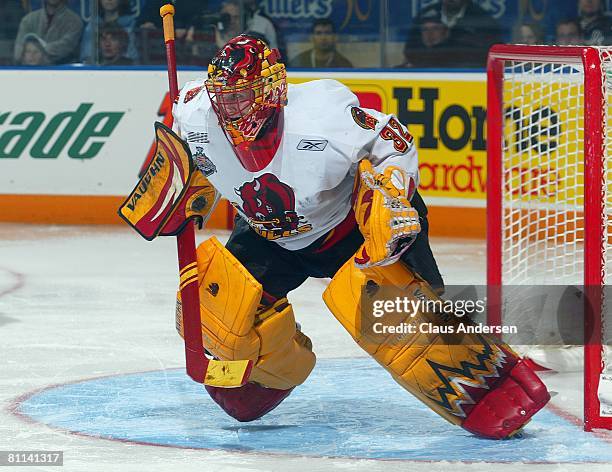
323,259,517,426
174,291,252,387
176,237,315,390
250,299,316,389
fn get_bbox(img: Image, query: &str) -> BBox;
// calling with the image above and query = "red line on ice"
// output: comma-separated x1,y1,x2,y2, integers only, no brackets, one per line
5,366,612,464
0,267,25,299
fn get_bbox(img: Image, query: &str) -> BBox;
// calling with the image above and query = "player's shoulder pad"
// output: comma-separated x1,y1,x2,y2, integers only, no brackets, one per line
174,78,211,118
286,79,360,138
288,79,358,114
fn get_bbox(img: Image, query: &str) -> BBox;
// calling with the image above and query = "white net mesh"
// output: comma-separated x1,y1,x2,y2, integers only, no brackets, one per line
499,49,612,392
501,60,585,286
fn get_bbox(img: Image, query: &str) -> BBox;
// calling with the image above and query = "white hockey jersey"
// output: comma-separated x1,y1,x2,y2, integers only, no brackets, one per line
173,79,419,250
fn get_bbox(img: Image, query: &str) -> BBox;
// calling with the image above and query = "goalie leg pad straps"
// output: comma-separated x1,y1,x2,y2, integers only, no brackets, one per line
176,237,316,391
250,299,316,389
322,258,550,439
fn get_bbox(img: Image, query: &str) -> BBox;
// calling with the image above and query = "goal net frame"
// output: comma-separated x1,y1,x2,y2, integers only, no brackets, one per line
486,44,611,431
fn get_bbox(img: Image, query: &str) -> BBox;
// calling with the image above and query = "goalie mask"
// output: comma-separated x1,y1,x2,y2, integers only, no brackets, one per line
205,35,287,172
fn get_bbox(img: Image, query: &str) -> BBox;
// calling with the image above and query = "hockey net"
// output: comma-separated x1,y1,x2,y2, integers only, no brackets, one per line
487,45,612,431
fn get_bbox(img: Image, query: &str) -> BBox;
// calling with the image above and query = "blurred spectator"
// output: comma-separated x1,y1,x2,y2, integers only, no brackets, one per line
184,0,282,65
579,0,612,45
512,22,545,45
14,0,83,64
397,12,452,68
136,0,198,38
98,21,133,65
413,0,501,52
555,18,584,45
209,0,281,49
290,18,352,68
81,0,137,64
214,0,243,48
136,1,209,65
419,13,451,49
396,10,480,68
243,0,279,49
0,0,25,64
19,33,51,65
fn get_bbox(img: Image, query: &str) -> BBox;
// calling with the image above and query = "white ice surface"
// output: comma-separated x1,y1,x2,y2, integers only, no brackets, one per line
0,224,608,472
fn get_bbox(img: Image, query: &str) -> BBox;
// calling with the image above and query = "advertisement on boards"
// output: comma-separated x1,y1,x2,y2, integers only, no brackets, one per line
0,69,490,233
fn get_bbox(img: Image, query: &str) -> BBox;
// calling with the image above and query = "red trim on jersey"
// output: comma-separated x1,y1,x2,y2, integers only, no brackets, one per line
313,209,357,254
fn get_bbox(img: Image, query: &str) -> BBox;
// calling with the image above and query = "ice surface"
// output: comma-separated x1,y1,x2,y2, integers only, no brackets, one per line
0,224,610,471
15,361,612,463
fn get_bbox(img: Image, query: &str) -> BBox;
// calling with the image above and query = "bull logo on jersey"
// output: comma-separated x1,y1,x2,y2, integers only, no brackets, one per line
351,107,378,130
235,173,312,240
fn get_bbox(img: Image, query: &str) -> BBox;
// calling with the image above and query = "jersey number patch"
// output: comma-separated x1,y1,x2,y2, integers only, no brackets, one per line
380,118,414,153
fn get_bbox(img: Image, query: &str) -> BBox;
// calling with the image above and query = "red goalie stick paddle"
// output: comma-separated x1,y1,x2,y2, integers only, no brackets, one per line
159,4,252,387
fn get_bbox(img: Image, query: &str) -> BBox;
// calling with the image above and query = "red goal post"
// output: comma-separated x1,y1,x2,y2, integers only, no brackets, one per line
486,45,612,431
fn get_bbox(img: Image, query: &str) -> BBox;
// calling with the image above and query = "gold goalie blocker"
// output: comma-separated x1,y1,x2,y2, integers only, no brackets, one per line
118,122,219,240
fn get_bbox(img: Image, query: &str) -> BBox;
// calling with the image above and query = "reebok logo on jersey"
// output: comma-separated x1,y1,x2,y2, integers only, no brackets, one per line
297,139,328,151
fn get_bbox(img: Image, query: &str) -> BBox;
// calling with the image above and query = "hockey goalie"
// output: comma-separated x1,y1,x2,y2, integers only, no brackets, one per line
120,34,550,439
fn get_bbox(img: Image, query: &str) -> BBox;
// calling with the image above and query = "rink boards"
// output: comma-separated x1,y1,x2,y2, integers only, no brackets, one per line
0,69,489,236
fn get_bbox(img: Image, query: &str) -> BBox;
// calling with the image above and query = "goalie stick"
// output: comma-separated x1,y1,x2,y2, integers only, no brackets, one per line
158,4,252,387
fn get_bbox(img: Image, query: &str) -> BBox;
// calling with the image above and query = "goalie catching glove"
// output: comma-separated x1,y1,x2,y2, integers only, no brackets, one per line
353,159,420,268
